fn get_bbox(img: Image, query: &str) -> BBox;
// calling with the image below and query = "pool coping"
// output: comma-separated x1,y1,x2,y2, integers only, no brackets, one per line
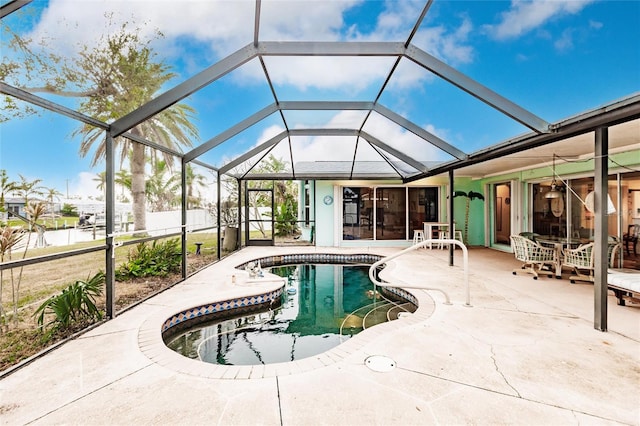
137,251,437,380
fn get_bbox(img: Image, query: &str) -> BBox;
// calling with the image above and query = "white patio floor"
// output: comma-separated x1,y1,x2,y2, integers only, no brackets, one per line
1,246,638,425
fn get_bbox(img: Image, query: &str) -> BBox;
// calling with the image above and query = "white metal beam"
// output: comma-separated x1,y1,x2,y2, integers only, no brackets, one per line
0,0,31,18
258,41,404,56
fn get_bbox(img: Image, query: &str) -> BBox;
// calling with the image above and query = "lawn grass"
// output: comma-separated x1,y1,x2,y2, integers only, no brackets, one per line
5,216,82,230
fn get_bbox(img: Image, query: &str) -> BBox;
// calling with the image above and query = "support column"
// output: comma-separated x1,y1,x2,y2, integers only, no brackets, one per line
216,171,221,260
105,131,115,319
448,170,455,266
237,178,242,249
181,160,188,279
594,127,608,331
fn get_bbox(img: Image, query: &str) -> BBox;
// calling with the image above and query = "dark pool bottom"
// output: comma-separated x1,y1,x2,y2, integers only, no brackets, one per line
163,257,417,366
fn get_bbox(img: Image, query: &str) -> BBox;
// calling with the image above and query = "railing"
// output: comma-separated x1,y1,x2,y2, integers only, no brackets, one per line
368,239,471,307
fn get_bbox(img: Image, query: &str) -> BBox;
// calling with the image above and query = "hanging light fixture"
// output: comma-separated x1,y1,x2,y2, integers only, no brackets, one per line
545,154,564,199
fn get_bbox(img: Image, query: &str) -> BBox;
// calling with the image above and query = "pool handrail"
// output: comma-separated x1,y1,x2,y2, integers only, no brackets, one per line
368,238,471,307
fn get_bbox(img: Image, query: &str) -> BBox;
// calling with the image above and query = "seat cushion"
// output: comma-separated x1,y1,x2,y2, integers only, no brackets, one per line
608,270,640,292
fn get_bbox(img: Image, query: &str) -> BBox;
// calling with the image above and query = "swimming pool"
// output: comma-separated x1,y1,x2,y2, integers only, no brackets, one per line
164,262,416,366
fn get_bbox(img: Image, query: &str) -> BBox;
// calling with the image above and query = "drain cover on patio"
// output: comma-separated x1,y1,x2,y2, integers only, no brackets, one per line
365,355,396,372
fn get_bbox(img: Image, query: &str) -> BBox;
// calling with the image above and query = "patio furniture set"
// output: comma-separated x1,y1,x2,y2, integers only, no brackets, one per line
509,234,640,306
412,222,464,249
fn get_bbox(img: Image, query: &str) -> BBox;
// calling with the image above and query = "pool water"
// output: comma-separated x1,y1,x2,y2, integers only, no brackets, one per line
165,264,415,366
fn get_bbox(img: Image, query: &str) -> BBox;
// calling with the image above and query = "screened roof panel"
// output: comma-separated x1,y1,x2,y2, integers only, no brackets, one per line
362,111,457,166
3,2,255,107
378,57,533,154
289,134,357,163
193,112,285,169
295,161,395,180
262,56,397,102
184,58,276,140
281,110,369,130
1,0,638,188
259,0,414,43
0,102,106,199
225,142,289,178
352,140,418,179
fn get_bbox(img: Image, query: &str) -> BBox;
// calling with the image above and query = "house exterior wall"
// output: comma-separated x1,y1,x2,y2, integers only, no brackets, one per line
314,181,336,247
308,149,639,249
451,177,486,246
476,148,640,247
314,177,454,247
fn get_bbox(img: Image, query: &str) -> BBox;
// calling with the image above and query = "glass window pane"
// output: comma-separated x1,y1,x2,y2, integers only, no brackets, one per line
375,188,406,240
409,187,438,233
342,187,373,241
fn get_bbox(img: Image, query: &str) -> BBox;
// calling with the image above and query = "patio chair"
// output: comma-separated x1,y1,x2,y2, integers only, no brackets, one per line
563,243,594,283
563,241,622,283
510,235,558,280
623,224,638,256
518,231,539,242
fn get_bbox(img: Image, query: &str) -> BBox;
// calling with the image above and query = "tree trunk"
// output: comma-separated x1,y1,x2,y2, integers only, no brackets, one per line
131,140,147,235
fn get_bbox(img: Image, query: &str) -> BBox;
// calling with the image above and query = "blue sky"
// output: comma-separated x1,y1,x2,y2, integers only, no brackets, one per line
1,0,639,199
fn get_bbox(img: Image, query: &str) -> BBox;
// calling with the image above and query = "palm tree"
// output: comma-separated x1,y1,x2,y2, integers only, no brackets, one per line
0,170,17,216
184,164,207,209
42,187,63,217
14,175,44,221
454,190,485,245
115,169,132,202
146,159,180,212
69,28,198,234
93,172,107,200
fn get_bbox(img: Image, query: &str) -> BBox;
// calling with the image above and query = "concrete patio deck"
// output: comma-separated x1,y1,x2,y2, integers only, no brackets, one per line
1,246,638,425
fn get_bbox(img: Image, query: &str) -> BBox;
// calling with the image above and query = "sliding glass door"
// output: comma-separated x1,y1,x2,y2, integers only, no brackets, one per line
342,186,438,241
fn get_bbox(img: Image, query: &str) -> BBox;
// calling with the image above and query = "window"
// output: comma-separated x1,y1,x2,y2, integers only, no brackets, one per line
532,176,621,241
343,186,437,241
304,180,310,226
343,187,373,240
376,188,406,240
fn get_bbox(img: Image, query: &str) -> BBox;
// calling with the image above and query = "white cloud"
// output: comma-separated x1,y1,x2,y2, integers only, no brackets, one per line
70,171,102,199
27,0,255,57
249,110,448,168
411,16,474,65
484,0,595,40
589,20,603,30
260,56,395,91
554,28,574,52
25,0,473,94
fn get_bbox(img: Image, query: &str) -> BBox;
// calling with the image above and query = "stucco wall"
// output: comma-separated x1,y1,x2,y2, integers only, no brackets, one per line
314,181,336,246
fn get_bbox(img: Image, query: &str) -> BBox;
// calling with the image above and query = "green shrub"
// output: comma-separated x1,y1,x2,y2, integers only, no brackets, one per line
60,203,79,217
274,195,298,237
115,238,181,281
34,272,105,335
